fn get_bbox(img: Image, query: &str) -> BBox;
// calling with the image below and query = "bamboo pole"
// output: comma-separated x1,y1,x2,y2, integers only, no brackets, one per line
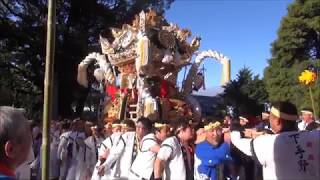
41,0,56,179
309,87,317,121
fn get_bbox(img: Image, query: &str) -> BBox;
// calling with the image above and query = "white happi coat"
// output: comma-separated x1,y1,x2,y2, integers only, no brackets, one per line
91,132,122,180
157,136,186,180
98,132,122,158
231,130,320,180
57,131,86,180
130,133,158,179
50,129,61,179
82,136,104,179
72,131,87,180
100,131,136,180
58,131,71,180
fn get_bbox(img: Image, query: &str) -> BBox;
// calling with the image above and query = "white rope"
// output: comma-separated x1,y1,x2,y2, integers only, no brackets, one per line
77,52,115,88
182,50,230,95
195,50,230,65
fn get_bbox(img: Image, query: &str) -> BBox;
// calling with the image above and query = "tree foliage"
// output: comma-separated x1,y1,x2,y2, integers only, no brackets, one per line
221,67,268,116
0,0,174,119
264,0,320,116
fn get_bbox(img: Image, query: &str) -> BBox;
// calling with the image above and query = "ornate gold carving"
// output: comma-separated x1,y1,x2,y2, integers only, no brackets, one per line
158,30,176,49
146,9,162,27
118,63,136,74
190,37,201,51
100,9,202,90
176,28,191,42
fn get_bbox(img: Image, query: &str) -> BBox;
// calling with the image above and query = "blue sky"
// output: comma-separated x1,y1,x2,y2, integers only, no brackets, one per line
164,0,293,93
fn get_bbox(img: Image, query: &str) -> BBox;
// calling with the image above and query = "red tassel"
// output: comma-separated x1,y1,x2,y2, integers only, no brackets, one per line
106,85,118,101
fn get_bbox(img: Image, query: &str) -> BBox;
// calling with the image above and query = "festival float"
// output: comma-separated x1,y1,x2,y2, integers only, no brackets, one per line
77,9,231,124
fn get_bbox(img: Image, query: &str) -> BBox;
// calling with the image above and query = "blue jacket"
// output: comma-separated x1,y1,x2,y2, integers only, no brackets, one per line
0,174,15,180
195,141,232,180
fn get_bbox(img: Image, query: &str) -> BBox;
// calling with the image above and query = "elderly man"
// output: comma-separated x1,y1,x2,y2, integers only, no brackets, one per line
298,108,319,131
231,101,320,180
0,106,32,179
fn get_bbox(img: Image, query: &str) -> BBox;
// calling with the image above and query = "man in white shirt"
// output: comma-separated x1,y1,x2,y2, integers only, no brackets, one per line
57,121,71,180
91,120,123,180
72,119,87,180
130,118,157,179
57,119,86,180
231,101,320,180
154,120,195,180
49,121,61,180
83,125,104,179
95,119,137,180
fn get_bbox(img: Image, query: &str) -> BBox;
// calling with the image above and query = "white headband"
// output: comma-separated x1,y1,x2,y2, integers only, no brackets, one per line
154,123,168,129
301,110,313,115
204,122,221,131
239,116,249,122
270,107,298,121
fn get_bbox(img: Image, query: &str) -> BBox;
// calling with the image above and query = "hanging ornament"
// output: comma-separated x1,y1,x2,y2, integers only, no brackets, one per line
193,72,204,91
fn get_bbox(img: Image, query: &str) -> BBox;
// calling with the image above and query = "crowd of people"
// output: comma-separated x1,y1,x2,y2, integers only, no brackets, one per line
0,101,319,180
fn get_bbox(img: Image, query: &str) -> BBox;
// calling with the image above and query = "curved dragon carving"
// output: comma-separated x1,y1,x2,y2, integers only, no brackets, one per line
182,50,231,95
77,52,116,88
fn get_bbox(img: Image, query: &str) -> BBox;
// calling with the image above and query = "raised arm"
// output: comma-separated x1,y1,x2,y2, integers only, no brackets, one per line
230,131,252,156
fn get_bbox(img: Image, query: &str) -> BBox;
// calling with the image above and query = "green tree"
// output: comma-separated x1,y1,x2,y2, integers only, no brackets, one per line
0,0,174,119
221,67,268,116
264,0,320,117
